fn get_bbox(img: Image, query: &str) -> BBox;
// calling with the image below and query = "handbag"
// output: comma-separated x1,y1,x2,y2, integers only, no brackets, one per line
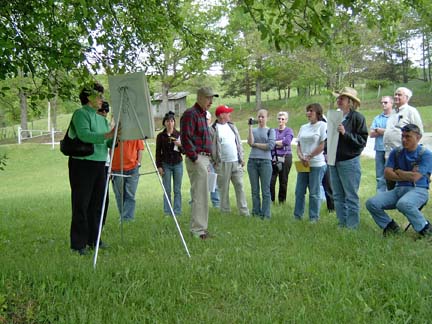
60,119,94,157
272,148,284,172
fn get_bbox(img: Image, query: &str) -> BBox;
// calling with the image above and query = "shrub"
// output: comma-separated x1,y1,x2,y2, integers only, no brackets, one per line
366,79,391,90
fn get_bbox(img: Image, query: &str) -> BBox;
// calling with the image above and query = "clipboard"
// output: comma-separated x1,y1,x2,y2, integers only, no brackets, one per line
295,161,310,173
208,172,218,192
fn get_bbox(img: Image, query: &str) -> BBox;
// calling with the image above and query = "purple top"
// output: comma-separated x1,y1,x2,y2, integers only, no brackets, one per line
273,127,294,156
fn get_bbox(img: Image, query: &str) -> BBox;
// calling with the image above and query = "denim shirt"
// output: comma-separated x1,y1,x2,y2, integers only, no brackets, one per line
370,113,390,151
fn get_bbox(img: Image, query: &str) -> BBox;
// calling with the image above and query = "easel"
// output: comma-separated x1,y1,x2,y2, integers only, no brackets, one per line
93,86,191,269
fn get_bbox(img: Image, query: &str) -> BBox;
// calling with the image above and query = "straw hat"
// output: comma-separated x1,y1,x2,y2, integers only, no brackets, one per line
333,87,361,105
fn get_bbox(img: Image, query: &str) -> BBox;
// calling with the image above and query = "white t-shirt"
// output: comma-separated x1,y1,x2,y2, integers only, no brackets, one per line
216,123,238,162
297,121,327,167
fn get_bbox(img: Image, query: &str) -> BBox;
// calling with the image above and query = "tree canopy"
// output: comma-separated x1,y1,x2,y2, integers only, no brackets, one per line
1,0,432,107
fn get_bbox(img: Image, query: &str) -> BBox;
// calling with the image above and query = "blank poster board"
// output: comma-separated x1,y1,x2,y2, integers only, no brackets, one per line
108,72,155,140
326,109,343,166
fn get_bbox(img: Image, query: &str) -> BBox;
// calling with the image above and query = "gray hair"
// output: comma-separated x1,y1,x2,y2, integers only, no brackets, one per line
395,87,412,101
277,111,288,120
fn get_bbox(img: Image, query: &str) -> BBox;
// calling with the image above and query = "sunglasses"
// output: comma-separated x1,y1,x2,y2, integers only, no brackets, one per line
401,124,421,134
381,101,388,104
277,118,285,120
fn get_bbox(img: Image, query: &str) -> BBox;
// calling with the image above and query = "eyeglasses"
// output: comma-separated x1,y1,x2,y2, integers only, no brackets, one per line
277,118,285,120
381,101,388,104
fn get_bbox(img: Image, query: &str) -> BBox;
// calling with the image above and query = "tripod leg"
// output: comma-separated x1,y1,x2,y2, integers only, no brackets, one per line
144,139,191,258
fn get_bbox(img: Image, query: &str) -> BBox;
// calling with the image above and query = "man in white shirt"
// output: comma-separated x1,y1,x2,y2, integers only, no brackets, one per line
211,105,249,216
383,87,423,189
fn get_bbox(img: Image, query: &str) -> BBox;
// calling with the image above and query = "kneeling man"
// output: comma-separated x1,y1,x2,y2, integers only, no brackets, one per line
366,124,432,237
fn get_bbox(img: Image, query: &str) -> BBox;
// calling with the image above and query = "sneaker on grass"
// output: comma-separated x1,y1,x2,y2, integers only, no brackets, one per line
383,220,400,237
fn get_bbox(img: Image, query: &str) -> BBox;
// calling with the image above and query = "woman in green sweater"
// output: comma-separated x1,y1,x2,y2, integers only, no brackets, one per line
68,82,116,255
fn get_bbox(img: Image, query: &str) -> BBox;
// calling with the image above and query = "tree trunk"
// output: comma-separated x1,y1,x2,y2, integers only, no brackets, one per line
422,32,427,81
255,78,262,110
427,33,431,82
19,88,29,138
245,71,251,103
402,39,409,83
255,57,263,110
161,82,170,115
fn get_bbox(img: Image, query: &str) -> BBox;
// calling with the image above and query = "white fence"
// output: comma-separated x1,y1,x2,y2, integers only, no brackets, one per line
17,127,62,149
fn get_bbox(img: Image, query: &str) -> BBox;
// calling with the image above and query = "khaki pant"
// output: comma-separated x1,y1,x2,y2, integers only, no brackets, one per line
185,155,210,235
216,161,249,216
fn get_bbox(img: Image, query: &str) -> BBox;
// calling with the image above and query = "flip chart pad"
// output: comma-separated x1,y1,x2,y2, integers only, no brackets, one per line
108,72,155,140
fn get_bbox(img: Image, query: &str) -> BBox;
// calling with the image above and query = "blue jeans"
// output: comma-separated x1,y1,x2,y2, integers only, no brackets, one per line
112,166,140,221
375,150,387,192
208,163,220,208
294,165,327,221
366,186,429,232
247,158,272,218
162,161,183,215
329,156,361,229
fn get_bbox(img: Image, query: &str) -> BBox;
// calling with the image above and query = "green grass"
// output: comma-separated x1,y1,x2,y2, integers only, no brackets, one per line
1,143,432,323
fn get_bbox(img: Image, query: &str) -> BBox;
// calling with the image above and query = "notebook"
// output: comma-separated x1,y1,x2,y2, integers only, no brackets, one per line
294,161,310,173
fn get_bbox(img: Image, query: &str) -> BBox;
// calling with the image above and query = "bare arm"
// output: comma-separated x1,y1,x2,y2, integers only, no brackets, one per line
137,149,143,164
297,143,309,167
247,125,254,146
384,167,423,182
370,128,384,138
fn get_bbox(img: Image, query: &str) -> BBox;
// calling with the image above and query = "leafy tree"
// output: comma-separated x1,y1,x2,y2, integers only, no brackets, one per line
239,0,410,51
137,1,225,112
1,1,227,124
221,6,278,108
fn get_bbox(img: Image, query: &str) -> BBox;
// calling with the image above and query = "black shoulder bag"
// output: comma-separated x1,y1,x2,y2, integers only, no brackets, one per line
270,129,283,172
60,115,94,157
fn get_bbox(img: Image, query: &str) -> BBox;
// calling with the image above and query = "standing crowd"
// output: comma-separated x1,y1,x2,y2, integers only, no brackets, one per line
66,83,432,254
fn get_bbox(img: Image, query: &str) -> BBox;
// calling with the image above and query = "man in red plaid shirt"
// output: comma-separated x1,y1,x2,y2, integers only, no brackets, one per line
180,87,218,239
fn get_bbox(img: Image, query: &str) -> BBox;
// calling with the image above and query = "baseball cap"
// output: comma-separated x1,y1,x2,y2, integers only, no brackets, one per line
215,105,234,116
197,87,219,98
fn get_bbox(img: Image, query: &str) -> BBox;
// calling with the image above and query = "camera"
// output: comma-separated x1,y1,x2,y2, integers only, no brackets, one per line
248,118,258,125
98,101,110,113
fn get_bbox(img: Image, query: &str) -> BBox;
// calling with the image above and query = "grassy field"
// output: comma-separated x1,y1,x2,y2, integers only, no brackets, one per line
1,139,432,322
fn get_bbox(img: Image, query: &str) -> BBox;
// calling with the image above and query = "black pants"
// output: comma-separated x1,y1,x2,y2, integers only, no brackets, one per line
69,158,106,250
322,165,334,211
102,165,109,226
270,154,292,203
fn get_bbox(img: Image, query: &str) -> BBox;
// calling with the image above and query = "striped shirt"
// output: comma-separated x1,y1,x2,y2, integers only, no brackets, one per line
180,103,212,161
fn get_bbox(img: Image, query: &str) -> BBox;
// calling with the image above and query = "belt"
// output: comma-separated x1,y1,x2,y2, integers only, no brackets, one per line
198,152,211,156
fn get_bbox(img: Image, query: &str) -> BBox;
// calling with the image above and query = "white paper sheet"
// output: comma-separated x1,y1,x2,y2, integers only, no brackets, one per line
326,109,343,166
208,172,217,193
